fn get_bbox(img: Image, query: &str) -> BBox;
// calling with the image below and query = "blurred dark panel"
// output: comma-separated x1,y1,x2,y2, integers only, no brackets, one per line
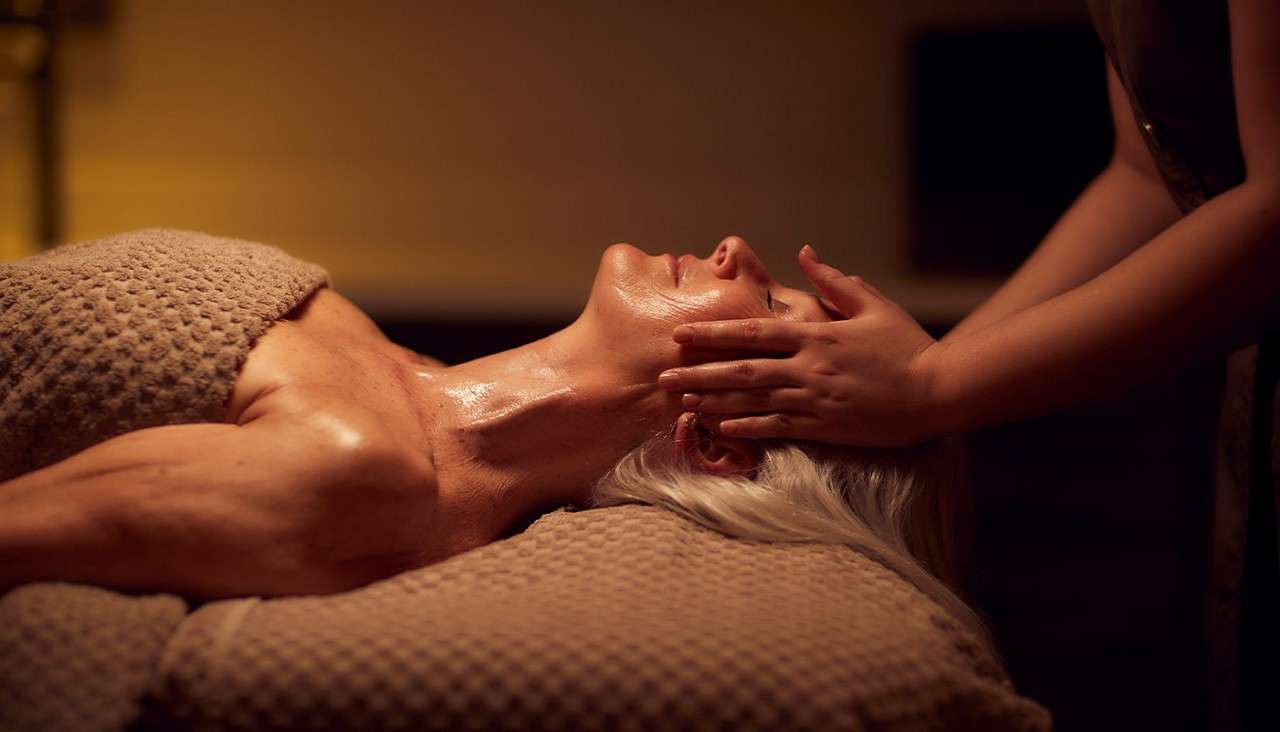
375,318,569,366
388,319,984,367
56,0,113,26
0,0,93,247
0,0,113,26
967,361,1221,732
909,25,1113,275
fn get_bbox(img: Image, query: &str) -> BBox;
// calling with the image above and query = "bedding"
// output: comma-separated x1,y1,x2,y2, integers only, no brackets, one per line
0,584,186,732
0,228,329,482
2,504,1050,731
0,230,1050,730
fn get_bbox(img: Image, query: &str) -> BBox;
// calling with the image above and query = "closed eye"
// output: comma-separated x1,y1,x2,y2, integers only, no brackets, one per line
766,289,792,316
780,291,834,322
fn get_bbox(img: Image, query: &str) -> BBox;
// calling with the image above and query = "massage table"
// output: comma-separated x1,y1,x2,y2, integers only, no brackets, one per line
1,504,1050,731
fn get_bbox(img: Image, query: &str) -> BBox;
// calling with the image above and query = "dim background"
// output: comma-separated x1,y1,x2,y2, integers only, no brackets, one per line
0,2,1222,730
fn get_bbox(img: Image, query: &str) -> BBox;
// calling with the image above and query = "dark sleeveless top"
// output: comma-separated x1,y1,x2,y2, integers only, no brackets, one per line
1088,3,1277,730
1088,0,1244,211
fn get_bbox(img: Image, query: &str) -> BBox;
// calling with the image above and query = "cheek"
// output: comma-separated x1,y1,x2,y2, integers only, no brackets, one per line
586,252,766,333
602,279,754,328
628,293,765,334
672,289,768,325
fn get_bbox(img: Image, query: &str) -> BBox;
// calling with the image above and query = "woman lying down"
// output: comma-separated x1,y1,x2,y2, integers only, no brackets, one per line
0,229,982,648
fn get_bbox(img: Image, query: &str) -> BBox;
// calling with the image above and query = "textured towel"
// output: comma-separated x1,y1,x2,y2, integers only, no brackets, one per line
151,504,1051,732
1,229,1050,731
1,229,327,731
0,584,187,732
0,228,329,482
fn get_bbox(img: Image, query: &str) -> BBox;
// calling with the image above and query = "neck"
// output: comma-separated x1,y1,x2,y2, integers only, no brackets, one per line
398,318,672,552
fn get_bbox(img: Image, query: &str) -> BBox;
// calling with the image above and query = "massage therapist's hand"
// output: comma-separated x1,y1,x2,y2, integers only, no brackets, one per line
658,245,950,448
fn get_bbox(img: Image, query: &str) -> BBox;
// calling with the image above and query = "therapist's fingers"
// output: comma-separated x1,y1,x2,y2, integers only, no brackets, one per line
681,387,813,415
658,359,800,392
672,318,805,352
717,413,826,441
798,245,877,318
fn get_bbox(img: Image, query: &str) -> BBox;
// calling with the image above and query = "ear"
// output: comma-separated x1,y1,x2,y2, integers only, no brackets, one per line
674,412,762,476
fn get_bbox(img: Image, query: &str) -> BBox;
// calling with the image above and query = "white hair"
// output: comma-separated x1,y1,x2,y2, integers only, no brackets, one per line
590,435,994,656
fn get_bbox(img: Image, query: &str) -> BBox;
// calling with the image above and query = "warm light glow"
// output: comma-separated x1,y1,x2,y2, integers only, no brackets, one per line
0,78,35,261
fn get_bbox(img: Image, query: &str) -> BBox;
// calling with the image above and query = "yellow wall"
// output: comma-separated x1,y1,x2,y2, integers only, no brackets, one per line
0,74,35,260
3,0,1085,320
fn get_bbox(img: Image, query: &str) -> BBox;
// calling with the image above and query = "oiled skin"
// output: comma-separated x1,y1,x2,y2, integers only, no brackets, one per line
0,288,446,598
0,239,854,600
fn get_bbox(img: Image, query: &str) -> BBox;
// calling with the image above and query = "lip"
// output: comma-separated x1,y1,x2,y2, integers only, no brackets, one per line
675,254,695,285
663,254,679,286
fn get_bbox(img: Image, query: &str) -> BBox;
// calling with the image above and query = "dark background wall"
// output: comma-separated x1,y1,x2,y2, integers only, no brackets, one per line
2,0,1096,322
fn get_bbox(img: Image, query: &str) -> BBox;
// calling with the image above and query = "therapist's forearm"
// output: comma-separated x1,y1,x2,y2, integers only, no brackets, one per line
943,161,1182,344
931,179,1280,435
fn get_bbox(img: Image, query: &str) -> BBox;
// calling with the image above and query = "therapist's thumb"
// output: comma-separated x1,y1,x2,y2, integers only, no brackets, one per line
799,245,876,318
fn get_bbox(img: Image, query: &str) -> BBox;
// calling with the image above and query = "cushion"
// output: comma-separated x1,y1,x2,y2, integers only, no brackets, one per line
149,504,1050,731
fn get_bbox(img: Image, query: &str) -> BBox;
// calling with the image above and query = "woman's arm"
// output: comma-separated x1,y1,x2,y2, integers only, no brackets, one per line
0,412,433,598
652,0,1278,449
931,178,1278,433
943,62,1183,344
930,0,1280,434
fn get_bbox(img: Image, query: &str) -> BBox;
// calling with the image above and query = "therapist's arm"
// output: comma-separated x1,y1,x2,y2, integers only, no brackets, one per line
943,62,1183,344
931,0,1280,434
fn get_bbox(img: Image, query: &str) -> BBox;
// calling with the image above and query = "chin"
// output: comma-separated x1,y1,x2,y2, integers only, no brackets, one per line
599,242,650,275
587,242,661,310
578,243,677,345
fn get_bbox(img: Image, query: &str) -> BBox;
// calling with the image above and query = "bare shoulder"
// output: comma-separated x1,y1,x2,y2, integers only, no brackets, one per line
226,286,444,424
286,287,443,365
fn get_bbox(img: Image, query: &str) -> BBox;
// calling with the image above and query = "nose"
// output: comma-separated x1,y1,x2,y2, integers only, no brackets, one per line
710,236,769,284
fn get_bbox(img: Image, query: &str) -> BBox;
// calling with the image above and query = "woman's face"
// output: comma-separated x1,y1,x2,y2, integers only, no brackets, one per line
581,236,836,375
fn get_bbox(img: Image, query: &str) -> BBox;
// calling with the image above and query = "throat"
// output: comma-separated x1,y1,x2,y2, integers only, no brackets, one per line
398,327,667,543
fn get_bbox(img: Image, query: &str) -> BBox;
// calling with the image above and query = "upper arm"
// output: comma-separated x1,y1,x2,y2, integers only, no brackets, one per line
40,415,371,521
1,414,430,597
1228,0,1280,186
